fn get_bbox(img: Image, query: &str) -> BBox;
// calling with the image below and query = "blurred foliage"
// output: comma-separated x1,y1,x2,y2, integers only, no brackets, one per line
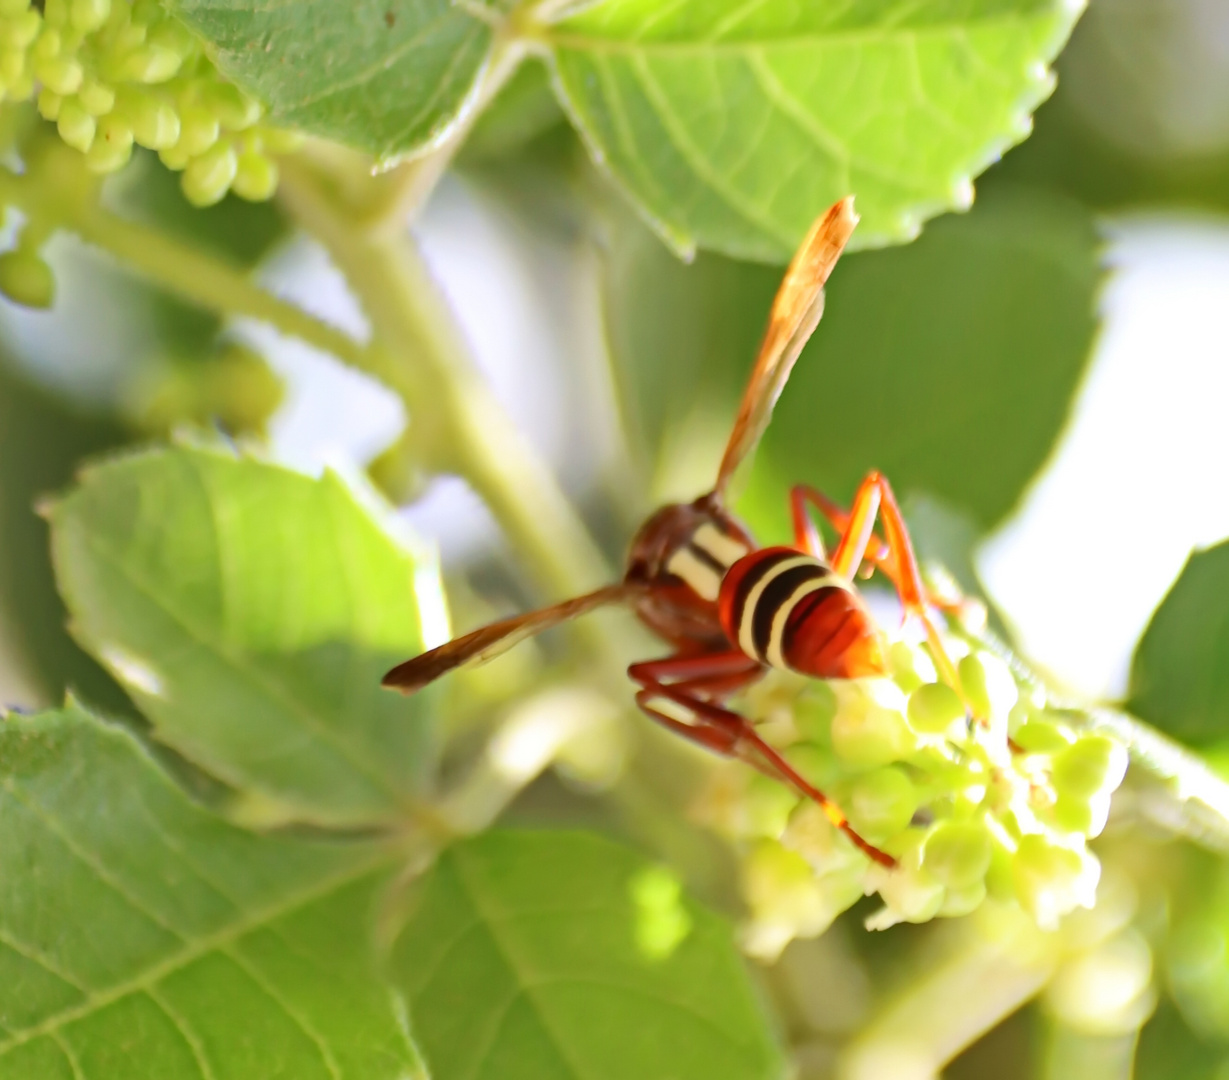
0,361,130,712
604,185,1102,529
0,0,1227,1078
985,0,1229,214
1128,542,1229,746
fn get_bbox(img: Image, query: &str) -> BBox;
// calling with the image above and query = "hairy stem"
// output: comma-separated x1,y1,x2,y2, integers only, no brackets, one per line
276,155,619,624
1090,705,1229,853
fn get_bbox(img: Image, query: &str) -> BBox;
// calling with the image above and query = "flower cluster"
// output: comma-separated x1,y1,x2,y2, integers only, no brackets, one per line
0,0,294,205
696,628,1129,960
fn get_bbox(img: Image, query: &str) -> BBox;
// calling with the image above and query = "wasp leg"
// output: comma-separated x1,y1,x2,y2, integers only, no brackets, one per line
792,483,967,610
821,473,965,701
629,652,895,868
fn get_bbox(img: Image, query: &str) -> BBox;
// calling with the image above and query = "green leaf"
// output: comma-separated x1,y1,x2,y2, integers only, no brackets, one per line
756,184,1101,528
459,58,567,164
165,0,501,160
48,443,440,826
1128,541,1229,745
546,0,1082,260
0,704,422,1079
604,185,1101,530
0,362,132,714
391,830,786,1080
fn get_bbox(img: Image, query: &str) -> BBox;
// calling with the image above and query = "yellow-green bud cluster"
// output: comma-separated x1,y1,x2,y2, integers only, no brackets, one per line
696,634,1128,960
0,0,297,203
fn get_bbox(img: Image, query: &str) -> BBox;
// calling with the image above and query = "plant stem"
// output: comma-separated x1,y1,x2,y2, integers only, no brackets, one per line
276,155,619,620
1090,705,1229,853
0,165,390,384
836,918,1060,1080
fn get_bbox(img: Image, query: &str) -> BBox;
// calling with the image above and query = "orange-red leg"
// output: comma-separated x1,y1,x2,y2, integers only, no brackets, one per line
821,474,964,697
792,485,887,577
792,483,965,610
628,651,896,867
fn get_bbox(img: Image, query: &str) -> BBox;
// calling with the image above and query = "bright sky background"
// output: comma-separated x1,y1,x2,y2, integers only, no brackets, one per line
979,215,1229,700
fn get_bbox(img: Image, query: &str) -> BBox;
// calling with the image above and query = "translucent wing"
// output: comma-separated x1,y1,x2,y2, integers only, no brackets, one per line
713,197,859,502
382,584,636,694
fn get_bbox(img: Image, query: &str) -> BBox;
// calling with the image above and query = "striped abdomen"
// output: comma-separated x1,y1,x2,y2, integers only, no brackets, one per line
717,547,886,679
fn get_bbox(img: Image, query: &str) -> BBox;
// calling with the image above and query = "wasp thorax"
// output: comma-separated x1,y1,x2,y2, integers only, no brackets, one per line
623,497,755,650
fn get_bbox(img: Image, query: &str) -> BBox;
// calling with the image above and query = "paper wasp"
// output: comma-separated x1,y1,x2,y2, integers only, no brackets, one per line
384,198,962,867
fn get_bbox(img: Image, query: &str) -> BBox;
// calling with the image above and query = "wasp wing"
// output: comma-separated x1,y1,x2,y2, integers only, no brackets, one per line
713,197,859,502
382,583,635,694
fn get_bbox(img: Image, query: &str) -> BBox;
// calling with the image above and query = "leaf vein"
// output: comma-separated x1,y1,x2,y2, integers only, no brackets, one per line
146,987,219,1080
0,851,389,1057
626,55,793,245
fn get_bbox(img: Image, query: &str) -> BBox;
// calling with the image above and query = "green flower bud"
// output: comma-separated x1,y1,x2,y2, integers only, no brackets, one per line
56,98,95,151
181,140,236,206
959,652,1018,721
1012,834,1099,930
742,838,860,958
85,113,132,172
793,681,836,745
0,10,39,51
42,0,68,27
85,133,131,172
1013,718,1074,754
8,68,33,100
76,77,115,116
938,879,986,918
124,92,179,149
985,835,1016,902
145,16,195,59
201,80,261,130
158,143,190,170
231,150,277,201
848,766,917,840
743,774,798,839
35,54,83,95
120,44,182,83
69,0,110,32
867,836,945,928
0,49,24,88
0,249,54,308
8,69,33,99
907,681,965,734
1052,734,1128,800
37,88,62,120
1044,790,1112,839
888,640,936,693
783,743,837,791
744,839,822,921
831,681,916,768
131,0,161,19
922,819,992,889
113,21,146,52
33,28,62,61
175,104,218,155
